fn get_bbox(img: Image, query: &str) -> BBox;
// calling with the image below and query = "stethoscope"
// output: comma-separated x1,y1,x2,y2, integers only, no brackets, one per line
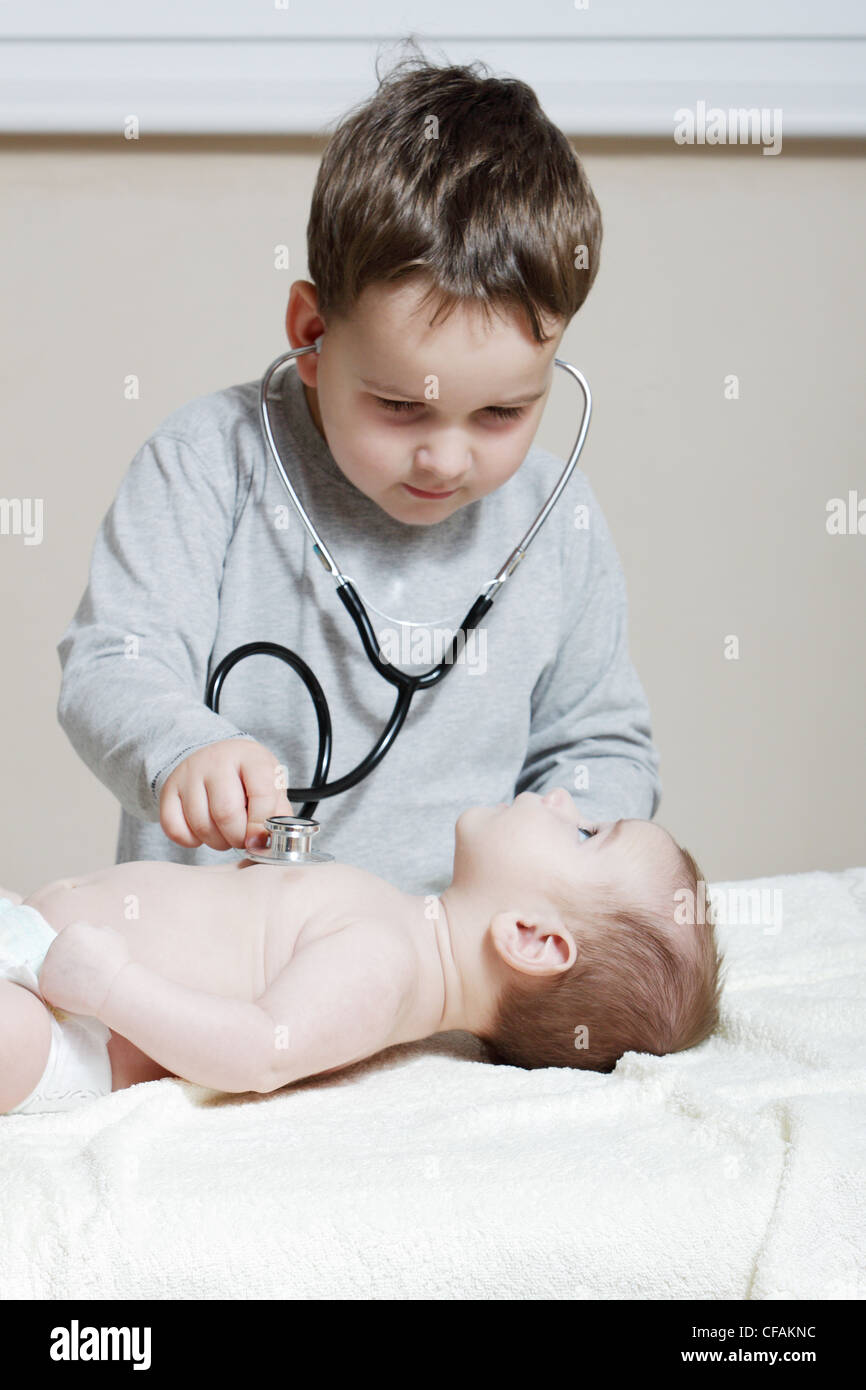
206,338,591,866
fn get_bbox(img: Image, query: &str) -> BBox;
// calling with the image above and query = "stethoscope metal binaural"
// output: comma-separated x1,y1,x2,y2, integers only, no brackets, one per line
206,337,591,866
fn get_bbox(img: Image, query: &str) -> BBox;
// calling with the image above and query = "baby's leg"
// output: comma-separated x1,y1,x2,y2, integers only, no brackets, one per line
0,979,52,1112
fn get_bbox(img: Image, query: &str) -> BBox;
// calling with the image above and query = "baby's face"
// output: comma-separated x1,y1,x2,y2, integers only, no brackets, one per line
301,277,562,525
453,787,681,916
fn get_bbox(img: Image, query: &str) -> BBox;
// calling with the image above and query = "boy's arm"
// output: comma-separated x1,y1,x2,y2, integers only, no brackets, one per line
515,478,661,822
56,432,257,823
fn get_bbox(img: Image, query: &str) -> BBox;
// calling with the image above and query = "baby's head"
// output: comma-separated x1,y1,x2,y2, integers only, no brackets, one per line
289,46,601,523
447,788,724,1073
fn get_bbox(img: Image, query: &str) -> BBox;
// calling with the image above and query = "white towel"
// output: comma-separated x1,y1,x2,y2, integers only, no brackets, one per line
0,865,863,1299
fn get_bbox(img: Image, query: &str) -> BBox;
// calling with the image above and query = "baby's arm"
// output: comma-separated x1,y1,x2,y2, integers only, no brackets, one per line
39,919,412,1095
39,923,278,1094
252,922,414,1090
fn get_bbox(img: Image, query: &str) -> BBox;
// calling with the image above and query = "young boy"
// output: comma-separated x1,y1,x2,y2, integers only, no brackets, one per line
0,789,723,1116
57,53,661,895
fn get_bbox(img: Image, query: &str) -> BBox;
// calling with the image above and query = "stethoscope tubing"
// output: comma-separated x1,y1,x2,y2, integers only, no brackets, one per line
206,346,591,819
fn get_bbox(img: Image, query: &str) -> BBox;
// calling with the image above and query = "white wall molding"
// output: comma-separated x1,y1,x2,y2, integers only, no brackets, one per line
1,4,864,138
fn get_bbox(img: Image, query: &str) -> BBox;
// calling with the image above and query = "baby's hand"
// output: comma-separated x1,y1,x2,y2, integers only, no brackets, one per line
39,922,132,1018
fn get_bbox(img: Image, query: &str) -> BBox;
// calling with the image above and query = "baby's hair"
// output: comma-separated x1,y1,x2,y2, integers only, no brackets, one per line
307,37,602,345
482,845,726,1073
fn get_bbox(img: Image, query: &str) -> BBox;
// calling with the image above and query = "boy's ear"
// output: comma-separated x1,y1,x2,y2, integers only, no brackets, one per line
489,911,577,977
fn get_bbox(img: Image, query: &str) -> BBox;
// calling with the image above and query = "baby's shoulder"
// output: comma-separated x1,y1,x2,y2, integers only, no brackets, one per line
293,864,413,953
283,878,420,1036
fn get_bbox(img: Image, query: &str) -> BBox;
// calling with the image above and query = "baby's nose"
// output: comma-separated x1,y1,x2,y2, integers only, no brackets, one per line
540,786,573,810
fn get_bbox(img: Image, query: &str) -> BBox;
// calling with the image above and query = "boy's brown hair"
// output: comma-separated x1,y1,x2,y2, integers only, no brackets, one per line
307,41,602,344
482,846,725,1072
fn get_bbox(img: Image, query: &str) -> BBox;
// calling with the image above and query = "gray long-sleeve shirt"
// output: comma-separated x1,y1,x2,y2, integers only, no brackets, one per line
57,364,661,895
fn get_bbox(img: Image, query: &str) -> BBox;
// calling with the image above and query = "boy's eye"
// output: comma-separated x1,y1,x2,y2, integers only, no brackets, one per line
374,397,524,421
375,398,417,414
578,825,600,842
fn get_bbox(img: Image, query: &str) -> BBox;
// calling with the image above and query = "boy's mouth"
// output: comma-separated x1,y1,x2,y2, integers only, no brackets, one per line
402,483,459,499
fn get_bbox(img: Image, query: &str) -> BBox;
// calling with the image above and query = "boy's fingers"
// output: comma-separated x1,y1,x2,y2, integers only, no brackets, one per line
160,788,200,848
180,784,231,852
204,773,248,850
241,754,293,848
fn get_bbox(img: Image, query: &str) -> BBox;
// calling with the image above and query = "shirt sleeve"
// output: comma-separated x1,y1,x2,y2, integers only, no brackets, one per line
514,482,662,822
56,432,257,822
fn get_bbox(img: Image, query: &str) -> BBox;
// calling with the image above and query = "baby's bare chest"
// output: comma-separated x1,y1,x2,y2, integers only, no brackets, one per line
27,860,386,1003
27,861,309,1001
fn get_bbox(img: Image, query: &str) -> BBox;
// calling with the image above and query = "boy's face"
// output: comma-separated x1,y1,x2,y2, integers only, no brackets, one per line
289,278,564,525
453,786,682,921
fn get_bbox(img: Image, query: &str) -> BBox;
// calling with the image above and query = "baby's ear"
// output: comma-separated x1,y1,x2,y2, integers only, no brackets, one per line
489,911,577,976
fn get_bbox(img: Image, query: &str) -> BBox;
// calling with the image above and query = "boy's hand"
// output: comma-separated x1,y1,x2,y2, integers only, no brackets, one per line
39,922,131,1018
159,738,295,853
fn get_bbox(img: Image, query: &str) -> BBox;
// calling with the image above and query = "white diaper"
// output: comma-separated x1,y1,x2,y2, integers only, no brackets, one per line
0,897,112,1115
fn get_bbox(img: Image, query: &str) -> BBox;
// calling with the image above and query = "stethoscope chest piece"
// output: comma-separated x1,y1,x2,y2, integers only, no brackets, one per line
246,815,334,866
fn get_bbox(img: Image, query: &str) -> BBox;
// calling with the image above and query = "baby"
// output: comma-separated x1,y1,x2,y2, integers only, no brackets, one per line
0,788,723,1116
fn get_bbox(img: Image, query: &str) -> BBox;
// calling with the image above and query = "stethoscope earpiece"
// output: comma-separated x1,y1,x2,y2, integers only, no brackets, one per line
245,815,334,866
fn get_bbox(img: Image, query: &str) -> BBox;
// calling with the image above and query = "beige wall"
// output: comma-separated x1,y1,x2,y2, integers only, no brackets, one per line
0,135,863,895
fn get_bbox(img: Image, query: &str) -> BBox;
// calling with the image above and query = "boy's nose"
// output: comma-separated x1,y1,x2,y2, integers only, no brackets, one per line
410,446,468,488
